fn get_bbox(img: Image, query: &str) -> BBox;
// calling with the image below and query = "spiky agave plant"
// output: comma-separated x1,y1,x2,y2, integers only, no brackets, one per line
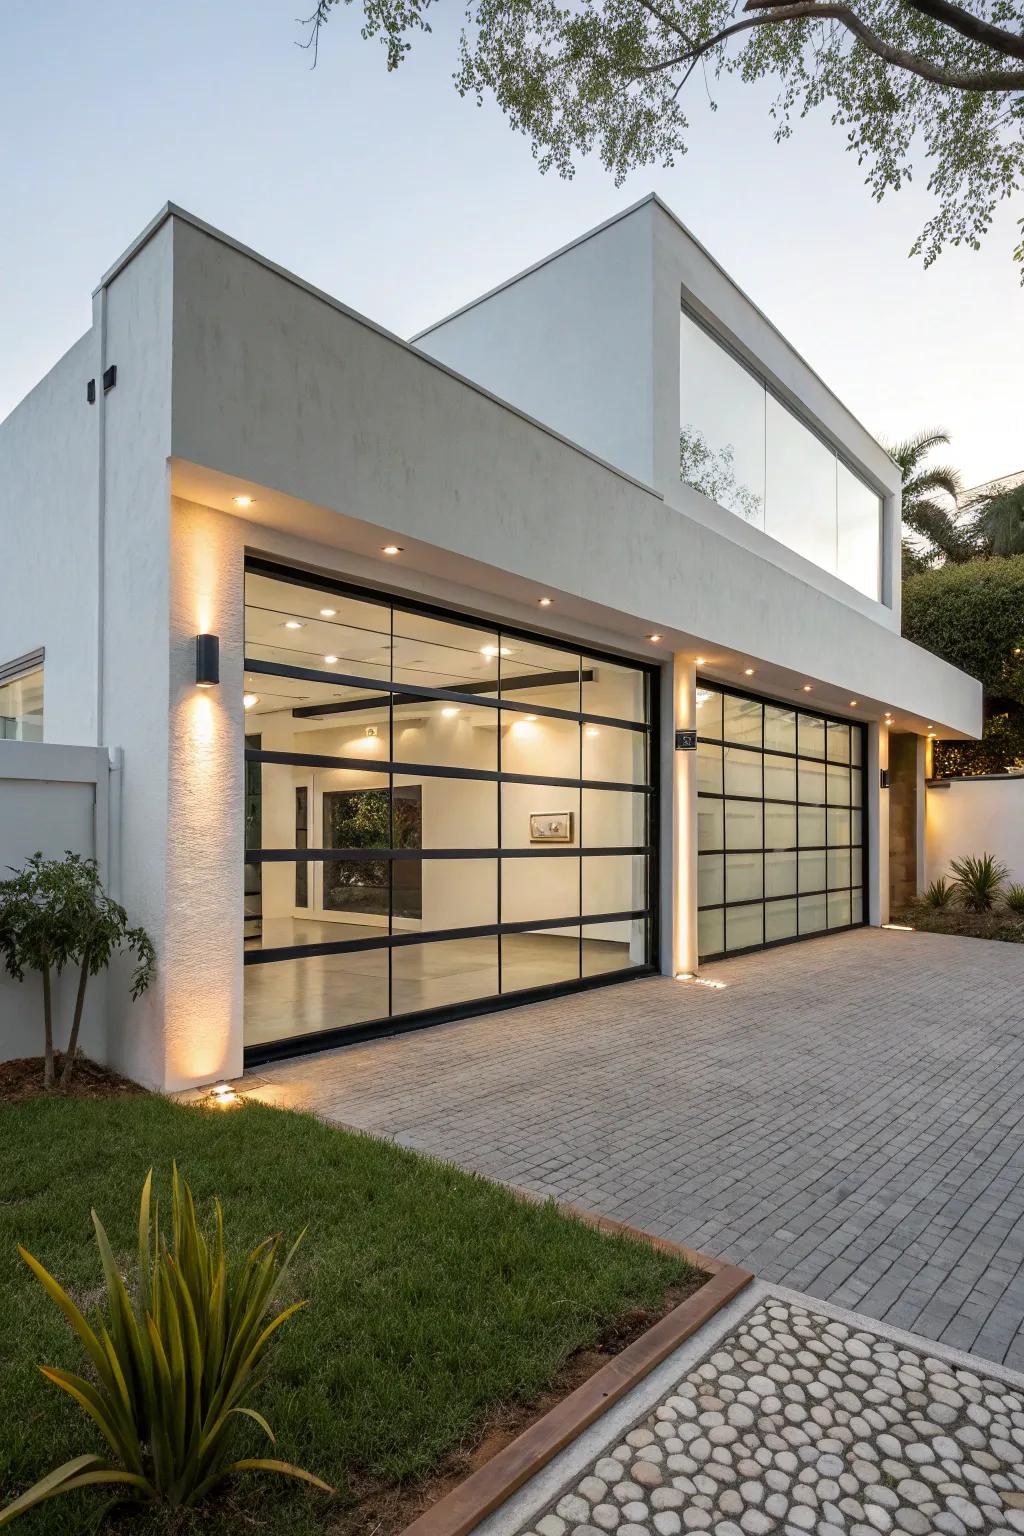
949,852,1010,913
0,1166,332,1525
923,877,953,909
1005,882,1024,915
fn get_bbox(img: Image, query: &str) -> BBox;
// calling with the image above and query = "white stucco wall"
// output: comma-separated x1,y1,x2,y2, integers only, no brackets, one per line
926,777,1024,888
413,204,656,486
415,195,903,631
96,223,176,1088
165,214,977,740
0,330,100,745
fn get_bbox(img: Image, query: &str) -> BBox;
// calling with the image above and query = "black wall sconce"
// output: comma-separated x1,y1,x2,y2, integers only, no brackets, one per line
195,634,220,688
880,767,891,790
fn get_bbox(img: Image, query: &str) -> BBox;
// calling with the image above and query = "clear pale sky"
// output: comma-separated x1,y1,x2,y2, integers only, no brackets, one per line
2,0,1020,486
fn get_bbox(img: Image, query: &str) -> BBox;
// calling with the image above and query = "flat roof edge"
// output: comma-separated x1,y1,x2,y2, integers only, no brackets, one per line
91,203,665,503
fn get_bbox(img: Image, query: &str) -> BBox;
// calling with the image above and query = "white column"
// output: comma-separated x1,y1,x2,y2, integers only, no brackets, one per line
914,735,927,896
868,720,889,925
671,655,699,976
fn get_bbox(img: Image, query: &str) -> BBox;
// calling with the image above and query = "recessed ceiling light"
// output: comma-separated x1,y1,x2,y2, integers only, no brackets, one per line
283,620,304,630
381,544,403,556
802,684,812,692
320,607,337,618
849,700,858,707
647,633,663,643
232,495,255,508
524,714,538,723
481,644,513,658
695,656,706,665
743,668,755,676
324,654,339,665
585,726,600,737
441,706,459,718
243,693,259,710
538,597,553,607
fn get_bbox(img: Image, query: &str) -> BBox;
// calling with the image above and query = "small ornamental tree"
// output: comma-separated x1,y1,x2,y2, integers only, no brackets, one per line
0,852,155,1091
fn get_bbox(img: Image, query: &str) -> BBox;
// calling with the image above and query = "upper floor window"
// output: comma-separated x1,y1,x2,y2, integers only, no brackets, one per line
680,308,882,602
0,654,44,741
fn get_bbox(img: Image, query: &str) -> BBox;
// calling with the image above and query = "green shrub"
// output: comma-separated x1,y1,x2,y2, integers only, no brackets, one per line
949,852,1010,912
923,877,953,908
902,557,1024,704
1006,883,1024,914
0,1166,331,1526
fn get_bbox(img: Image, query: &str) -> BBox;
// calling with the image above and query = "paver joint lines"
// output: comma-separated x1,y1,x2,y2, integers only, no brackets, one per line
251,929,1024,1369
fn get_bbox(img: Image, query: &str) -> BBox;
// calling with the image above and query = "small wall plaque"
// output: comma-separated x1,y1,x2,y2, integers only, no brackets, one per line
530,812,574,843
675,729,697,751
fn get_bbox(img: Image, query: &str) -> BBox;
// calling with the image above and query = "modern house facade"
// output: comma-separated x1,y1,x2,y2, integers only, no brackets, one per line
0,195,982,1092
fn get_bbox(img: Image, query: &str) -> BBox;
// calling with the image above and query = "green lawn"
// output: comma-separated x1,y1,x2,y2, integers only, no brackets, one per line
0,1094,700,1534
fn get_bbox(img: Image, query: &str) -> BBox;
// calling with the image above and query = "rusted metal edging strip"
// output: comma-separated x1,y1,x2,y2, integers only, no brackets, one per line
397,1256,753,1536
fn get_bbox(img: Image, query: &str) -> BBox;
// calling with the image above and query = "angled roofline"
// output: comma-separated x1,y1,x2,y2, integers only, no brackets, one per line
91,202,664,502
411,191,897,474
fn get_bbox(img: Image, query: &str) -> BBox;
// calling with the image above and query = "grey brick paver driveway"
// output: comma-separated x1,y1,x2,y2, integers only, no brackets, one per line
249,929,1024,1368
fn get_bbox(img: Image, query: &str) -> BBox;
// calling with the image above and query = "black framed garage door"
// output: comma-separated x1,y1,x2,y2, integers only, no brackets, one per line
695,681,866,959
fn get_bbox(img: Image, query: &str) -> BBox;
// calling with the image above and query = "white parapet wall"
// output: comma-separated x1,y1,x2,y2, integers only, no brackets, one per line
0,742,116,1063
925,775,1024,887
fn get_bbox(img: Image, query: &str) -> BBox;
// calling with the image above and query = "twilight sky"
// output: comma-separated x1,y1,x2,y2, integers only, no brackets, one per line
2,0,1020,487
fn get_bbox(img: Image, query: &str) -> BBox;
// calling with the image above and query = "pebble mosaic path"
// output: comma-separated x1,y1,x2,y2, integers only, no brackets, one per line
517,1298,1024,1536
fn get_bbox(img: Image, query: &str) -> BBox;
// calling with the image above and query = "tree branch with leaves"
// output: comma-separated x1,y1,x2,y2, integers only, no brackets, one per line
301,0,1024,274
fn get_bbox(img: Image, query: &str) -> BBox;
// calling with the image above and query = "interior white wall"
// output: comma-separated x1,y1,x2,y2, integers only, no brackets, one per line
254,665,647,944
0,330,100,745
412,204,656,486
926,778,1024,887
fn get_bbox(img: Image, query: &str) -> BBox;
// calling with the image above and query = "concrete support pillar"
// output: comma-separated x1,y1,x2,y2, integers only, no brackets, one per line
662,655,698,977
868,720,890,926
915,735,928,894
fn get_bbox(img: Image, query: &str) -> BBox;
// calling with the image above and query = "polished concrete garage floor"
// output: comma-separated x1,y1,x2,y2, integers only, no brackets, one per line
244,928,1024,1369
244,926,640,1045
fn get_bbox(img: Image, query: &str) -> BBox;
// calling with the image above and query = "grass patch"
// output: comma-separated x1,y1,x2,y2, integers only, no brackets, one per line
894,904,1024,943
0,1093,701,1534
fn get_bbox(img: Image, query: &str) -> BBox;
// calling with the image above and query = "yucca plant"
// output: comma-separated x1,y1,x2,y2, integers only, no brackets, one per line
949,852,1010,913
1005,883,1024,915
923,877,953,909
0,1166,332,1525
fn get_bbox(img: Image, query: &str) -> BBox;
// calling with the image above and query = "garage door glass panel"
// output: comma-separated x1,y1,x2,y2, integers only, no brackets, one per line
698,683,866,959
243,562,656,1056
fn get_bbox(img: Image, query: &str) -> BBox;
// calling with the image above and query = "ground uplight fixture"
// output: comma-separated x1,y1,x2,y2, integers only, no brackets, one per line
207,1081,242,1108
195,634,220,688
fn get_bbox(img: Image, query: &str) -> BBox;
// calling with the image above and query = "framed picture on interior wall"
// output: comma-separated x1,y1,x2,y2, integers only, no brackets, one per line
530,812,574,843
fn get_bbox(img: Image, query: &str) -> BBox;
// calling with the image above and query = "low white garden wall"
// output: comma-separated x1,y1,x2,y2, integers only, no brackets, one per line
925,774,1024,887
0,742,118,1063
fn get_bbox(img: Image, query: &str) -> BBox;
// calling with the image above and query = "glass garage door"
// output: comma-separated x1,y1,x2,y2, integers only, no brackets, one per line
241,558,658,1060
695,683,865,959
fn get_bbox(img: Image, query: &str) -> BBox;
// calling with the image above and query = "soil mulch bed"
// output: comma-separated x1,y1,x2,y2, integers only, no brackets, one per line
0,1053,147,1104
895,906,1024,943
332,1280,703,1536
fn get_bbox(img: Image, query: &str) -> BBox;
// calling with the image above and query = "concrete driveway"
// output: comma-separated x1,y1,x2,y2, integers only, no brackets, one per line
246,928,1024,1369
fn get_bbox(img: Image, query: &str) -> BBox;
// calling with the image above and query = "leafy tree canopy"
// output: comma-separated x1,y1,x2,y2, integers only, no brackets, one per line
303,0,1024,272
902,553,1024,701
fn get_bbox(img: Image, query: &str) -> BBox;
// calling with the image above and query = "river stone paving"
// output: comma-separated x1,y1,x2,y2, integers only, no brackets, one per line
518,1298,1024,1536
